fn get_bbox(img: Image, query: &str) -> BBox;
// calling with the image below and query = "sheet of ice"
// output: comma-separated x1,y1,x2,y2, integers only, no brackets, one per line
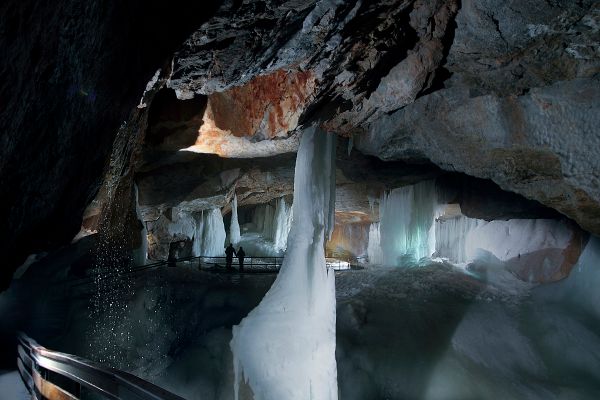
202,208,226,257
435,216,485,263
230,194,241,246
193,210,204,257
273,197,292,252
465,219,573,261
230,127,338,400
367,222,383,264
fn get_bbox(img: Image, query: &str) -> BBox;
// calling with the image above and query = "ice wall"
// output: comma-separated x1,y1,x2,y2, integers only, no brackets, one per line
230,194,241,245
465,219,573,261
202,208,226,257
230,127,338,400
435,216,485,263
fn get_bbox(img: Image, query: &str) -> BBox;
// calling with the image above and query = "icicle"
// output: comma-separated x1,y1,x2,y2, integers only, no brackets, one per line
230,126,338,400
230,194,241,245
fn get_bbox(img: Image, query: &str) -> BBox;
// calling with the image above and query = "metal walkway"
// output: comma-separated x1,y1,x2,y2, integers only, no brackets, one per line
17,333,185,400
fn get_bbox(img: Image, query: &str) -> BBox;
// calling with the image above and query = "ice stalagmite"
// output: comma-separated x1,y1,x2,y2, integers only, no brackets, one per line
230,194,241,245
230,127,338,400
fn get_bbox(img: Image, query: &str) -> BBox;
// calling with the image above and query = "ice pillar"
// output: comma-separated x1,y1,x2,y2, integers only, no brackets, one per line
230,194,241,245
230,127,338,400
202,208,226,256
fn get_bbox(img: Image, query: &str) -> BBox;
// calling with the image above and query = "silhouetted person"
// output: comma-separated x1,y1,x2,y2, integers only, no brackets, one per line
225,243,236,270
237,247,246,271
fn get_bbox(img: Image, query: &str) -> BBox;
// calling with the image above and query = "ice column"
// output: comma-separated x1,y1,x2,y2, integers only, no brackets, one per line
192,211,204,256
231,127,338,400
202,208,226,256
230,194,241,245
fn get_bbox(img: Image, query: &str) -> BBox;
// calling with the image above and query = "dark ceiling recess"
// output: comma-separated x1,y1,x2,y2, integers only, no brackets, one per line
0,0,221,290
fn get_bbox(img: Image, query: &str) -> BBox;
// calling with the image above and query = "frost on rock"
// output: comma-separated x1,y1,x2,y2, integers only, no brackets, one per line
230,127,338,400
230,194,241,246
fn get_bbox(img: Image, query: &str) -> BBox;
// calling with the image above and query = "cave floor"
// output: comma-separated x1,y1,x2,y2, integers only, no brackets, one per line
3,257,600,400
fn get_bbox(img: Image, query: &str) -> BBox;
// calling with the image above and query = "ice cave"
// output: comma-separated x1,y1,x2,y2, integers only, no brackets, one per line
1,1,600,399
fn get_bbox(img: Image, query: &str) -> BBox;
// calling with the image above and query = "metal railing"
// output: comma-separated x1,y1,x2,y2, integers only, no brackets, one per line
65,254,362,289
17,333,185,400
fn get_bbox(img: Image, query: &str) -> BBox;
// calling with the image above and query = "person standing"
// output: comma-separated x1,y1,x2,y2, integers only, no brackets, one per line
237,247,246,271
225,243,236,270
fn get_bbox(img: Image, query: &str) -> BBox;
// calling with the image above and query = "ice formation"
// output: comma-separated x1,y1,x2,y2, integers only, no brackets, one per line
201,208,227,256
247,197,293,253
192,211,204,257
230,127,338,400
367,222,383,264
367,180,576,267
230,194,241,245
464,219,573,261
435,216,485,263
369,180,438,265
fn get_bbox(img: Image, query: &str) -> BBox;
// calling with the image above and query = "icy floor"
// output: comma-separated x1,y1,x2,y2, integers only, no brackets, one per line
3,239,600,399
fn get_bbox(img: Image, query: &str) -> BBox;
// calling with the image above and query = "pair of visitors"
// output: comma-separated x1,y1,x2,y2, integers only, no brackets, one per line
225,244,246,271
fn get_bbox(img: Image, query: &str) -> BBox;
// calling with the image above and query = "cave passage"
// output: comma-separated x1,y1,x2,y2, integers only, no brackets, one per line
2,1,600,399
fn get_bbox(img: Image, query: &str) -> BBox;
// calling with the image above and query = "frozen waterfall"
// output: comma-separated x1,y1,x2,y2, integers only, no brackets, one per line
230,127,338,400
230,194,241,245
248,197,293,253
201,208,226,257
368,180,438,265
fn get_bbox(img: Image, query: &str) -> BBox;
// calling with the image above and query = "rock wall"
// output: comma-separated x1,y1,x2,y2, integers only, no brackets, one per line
0,0,222,289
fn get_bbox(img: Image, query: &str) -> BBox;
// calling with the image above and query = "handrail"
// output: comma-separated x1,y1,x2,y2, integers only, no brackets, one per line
65,254,361,289
17,332,185,400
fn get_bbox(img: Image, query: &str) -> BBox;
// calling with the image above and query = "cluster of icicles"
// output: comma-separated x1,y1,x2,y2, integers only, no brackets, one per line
367,180,573,266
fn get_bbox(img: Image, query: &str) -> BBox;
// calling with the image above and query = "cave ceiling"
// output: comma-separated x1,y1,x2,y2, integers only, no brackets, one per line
149,0,600,234
1,0,599,287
